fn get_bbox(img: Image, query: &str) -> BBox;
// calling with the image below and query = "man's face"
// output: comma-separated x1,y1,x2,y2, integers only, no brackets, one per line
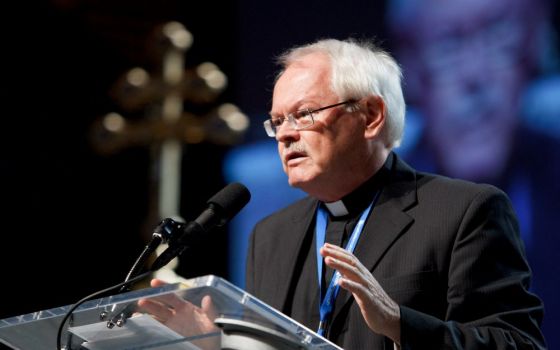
399,0,530,180
271,53,367,199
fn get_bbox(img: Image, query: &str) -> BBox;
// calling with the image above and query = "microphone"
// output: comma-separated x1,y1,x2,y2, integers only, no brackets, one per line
150,182,250,271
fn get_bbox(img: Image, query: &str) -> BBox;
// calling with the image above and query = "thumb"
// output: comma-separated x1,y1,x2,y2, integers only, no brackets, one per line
201,295,218,321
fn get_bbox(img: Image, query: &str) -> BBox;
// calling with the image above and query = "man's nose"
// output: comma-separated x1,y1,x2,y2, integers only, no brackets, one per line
275,120,300,142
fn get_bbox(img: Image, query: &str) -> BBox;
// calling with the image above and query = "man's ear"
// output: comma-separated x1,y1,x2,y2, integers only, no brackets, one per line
363,95,386,139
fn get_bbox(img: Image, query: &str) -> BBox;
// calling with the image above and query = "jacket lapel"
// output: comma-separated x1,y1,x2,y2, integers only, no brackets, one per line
271,196,319,311
331,156,418,322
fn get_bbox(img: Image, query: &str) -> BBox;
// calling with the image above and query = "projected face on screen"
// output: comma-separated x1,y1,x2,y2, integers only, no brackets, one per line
389,0,540,181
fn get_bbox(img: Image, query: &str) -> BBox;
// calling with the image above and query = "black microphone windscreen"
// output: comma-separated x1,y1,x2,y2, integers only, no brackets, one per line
207,182,251,220
150,182,250,271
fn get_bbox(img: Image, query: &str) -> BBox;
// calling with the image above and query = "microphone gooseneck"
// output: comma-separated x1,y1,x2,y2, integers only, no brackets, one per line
150,182,250,271
119,218,185,292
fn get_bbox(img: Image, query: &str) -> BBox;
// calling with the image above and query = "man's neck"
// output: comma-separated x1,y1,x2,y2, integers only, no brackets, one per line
322,152,393,216
316,150,390,203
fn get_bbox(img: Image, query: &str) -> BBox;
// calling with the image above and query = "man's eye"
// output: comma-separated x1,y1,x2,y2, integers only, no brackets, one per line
294,110,311,120
271,118,284,126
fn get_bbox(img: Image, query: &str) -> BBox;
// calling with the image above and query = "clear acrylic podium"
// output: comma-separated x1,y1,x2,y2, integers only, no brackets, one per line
0,275,342,349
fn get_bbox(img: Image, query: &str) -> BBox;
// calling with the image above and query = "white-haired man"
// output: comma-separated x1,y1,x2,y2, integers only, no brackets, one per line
246,38,545,349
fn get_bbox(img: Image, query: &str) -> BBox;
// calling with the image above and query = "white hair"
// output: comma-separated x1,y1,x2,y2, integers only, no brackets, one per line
276,38,406,149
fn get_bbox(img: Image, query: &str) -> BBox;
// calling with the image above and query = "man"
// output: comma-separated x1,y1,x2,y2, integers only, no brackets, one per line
245,38,546,349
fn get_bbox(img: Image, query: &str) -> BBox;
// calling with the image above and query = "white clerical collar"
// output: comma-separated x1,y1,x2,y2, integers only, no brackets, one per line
324,200,349,217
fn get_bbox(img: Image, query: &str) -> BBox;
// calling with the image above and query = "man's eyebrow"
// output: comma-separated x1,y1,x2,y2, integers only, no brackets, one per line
269,98,312,118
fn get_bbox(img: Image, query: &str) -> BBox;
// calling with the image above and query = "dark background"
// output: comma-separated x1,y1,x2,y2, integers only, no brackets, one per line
1,0,238,318
1,0,559,348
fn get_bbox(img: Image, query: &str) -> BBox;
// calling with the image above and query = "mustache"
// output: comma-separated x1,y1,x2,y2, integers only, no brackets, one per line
284,141,307,154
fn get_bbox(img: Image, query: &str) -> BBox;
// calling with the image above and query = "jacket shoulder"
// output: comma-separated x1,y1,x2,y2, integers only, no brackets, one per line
254,196,316,232
416,171,508,203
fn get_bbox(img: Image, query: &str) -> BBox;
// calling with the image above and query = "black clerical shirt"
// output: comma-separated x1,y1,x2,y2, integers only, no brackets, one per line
284,154,393,334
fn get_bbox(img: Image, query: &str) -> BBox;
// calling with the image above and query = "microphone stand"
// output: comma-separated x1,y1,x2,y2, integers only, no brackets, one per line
103,218,185,328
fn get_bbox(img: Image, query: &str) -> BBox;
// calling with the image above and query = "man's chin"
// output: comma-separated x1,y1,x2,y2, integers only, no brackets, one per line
288,177,305,188
286,168,325,192
288,176,314,191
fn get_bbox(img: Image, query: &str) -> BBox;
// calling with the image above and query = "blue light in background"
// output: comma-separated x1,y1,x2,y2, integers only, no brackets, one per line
223,138,306,287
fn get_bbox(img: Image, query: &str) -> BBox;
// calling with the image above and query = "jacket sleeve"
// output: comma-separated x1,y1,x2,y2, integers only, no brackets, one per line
245,226,256,295
400,186,546,349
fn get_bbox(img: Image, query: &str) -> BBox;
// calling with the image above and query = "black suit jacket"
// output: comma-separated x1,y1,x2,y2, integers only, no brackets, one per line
246,154,545,349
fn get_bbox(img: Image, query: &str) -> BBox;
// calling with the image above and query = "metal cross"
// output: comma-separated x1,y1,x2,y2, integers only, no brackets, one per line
90,22,248,274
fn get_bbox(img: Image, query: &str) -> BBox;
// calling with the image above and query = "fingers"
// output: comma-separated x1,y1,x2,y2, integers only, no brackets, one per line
201,295,218,321
139,278,196,321
150,278,168,288
337,276,376,314
320,244,401,342
142,292,187,311
320,242,353,261
320,243,364,280
137,298,174,322
338,276,369,300
140,278,219,336
146,279,189,309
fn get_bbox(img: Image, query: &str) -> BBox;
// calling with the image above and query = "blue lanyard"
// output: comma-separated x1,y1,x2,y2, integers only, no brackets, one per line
315,192,380,336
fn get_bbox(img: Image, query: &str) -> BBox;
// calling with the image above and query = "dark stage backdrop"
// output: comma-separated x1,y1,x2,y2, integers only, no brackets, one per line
0,0,236,322
1,0,559,349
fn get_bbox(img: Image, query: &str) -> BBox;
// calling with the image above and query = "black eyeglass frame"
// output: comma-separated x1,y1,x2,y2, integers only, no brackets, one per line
263,100,355,137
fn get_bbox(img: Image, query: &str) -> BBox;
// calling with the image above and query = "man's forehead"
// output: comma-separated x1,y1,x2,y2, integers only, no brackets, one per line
271,63,333,113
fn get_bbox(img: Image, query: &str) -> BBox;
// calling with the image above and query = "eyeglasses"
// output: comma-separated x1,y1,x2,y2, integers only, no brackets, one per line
263,100,354,137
